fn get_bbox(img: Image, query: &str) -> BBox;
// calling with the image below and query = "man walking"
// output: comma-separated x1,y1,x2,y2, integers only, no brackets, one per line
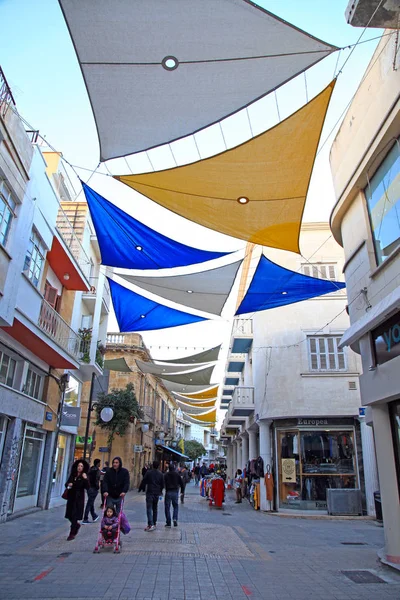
82,458,101,524
164,464,184,527
103,456,130,515
194,463,200,486
180,465,190,503
139,461,164,532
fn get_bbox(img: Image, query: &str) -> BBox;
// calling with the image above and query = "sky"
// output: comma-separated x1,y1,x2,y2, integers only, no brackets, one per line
0,0,384,414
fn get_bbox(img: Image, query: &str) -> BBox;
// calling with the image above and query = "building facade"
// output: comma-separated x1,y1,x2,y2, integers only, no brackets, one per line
330,29,400,564
0,69,108,519
222,225,378,515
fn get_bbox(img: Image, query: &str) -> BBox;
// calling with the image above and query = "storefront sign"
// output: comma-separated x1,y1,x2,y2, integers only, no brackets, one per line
134,444,143,452
281,458,296,482
359,407,366,417
60,406,81,426
298,418,329,427
45,412,53,421
99,447,110,452
372,310,400,365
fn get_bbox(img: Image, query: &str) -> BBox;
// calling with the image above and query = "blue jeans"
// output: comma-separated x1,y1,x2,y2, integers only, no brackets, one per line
146,493,159,526
164,490,179,524
106,495,123,515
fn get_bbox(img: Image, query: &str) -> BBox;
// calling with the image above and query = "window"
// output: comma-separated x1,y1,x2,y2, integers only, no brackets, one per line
64,375,81,407
302,263,337,280
24,368,43,400
24,229,46,288
365,141,400,265
308,336,346,371
0,350,16,387
0,180,16,247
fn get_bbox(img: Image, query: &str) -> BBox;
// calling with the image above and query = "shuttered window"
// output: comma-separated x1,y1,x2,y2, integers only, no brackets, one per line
302,263,337,280
308,336,346,371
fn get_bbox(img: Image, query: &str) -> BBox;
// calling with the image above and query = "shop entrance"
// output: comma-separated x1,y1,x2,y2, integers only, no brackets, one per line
51,433,70,499
276,425,358,510
14,426,45,512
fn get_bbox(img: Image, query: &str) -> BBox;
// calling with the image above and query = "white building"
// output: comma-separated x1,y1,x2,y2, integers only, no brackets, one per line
222,224,378,515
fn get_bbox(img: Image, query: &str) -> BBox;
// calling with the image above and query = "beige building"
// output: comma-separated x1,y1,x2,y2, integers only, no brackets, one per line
330,28,400,566
79,332,179,487
221,224,378,515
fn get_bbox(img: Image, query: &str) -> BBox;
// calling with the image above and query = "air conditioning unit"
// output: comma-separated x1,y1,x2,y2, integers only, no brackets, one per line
327,489,362,516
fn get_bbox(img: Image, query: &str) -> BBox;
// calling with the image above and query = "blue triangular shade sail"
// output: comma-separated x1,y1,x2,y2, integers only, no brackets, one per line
82,182,231,269
108,278,208,332
236,255,346,315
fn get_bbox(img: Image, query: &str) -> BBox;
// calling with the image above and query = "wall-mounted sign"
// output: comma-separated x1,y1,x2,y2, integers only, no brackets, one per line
76,436,92,445
298,418,329,427
359,407,366,417
372,311,400,365
45,412,53,421
60,406,81,427
134,444,143,453
99,447,110,452
281,458,296,483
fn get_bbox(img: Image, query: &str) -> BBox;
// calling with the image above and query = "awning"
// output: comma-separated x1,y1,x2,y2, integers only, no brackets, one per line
119,259,242,316
236,254,346,315
103,357,132,372
161,365,215,386
59,0,336,159
108,277,208,331
136,359,215,376
181,409,217,425
156,444,189,460
116,82,335,253
83,182,231,269
175,399,217,414
174,396,217,408
178,386,219,399
154,345,221,365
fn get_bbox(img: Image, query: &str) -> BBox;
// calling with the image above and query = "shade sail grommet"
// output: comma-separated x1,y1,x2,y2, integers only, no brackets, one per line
187,290,193,294
162,56,179,71
237,196,249,205
140,314,146,318
135,245,143,251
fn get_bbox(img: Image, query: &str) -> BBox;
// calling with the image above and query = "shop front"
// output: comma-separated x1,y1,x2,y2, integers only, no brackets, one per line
14,425,46,512
389,400,400,498
274,417,359,511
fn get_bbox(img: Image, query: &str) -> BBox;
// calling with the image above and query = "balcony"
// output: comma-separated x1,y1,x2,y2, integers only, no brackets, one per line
231,386,255,417
231,318,253,354
38,299,82,360
53,207,92,287
227,357,245,373
106,332,145,349
0,66,15,118
82,277,111,315
140,404,155,424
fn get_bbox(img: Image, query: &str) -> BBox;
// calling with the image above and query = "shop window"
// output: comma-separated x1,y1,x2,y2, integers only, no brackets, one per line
302,263,337,280
0,350,16,388
24,368,43,400
23,228,46,288
0,180,16,247
277,429,357,510
308,336,346,371
64,374,81,407
16,428,45,500
365,141,400,265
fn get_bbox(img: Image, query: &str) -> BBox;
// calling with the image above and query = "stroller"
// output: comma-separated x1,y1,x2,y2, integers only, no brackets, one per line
93,499,124,554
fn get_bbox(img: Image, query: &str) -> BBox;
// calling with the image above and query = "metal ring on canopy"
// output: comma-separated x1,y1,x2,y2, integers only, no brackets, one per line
162,56,179,71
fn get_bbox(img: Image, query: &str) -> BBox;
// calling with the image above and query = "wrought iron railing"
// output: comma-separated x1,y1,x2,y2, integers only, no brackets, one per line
38,299,82,360
232,318,253,336
0,66,16,118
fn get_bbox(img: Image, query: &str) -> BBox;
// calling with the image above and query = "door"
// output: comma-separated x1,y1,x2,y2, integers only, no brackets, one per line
14,427,45,512
51,433,69,499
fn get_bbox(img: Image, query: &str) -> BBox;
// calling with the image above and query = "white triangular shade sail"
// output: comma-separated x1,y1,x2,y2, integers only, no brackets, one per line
175,399,216,414
154,346,221,365
120,260,242,316
136,359,215,376
162,381,216,394
59,0,336,159
160,365,215,385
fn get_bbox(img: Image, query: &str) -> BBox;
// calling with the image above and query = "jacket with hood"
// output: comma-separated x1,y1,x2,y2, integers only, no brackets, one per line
103,457,130,498
139,468,164,496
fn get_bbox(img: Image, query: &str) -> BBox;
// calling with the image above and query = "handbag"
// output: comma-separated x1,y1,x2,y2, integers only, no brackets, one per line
61,488,69,500
120,511,131,535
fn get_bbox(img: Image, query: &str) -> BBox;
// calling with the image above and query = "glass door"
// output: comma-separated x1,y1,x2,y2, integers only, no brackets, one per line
51,433,69,498
14,427,45,512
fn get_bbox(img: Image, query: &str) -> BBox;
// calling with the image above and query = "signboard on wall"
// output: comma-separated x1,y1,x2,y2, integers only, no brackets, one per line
134,444,143,453
372,310,400,365
60,406,81,427
281,458,296,483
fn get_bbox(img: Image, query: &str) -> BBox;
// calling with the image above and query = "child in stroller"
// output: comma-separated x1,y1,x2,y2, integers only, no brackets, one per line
101,506,118,542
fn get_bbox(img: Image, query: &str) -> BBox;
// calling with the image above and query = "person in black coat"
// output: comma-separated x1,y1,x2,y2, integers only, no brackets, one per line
103,456,130,515
65,459,89,541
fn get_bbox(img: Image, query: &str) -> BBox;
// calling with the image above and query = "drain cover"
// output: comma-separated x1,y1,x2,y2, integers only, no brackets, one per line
341,542,367,545
342,570,386,584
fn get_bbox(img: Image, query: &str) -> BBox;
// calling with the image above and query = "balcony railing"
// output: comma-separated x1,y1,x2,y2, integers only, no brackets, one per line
38,299,82,360
107,333,126,344
84,277,111,312
56,207,92,280
140,404,155,423
232,318,253,336
0,66,16,118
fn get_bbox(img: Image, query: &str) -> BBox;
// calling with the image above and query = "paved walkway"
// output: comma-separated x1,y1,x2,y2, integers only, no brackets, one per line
0,483,399,600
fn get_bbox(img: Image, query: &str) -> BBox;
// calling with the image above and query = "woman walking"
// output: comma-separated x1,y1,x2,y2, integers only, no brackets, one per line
65,459,89,541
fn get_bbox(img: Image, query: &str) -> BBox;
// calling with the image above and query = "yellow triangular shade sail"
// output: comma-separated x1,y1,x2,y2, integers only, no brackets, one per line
179,386,219,400
183,408,217,424
116,81,334,253
176,399,217,413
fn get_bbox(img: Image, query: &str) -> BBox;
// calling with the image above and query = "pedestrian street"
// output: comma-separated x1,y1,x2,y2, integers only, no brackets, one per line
0,483,399,600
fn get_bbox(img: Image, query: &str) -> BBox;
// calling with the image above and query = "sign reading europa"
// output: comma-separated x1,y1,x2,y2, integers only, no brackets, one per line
372,311,400,365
